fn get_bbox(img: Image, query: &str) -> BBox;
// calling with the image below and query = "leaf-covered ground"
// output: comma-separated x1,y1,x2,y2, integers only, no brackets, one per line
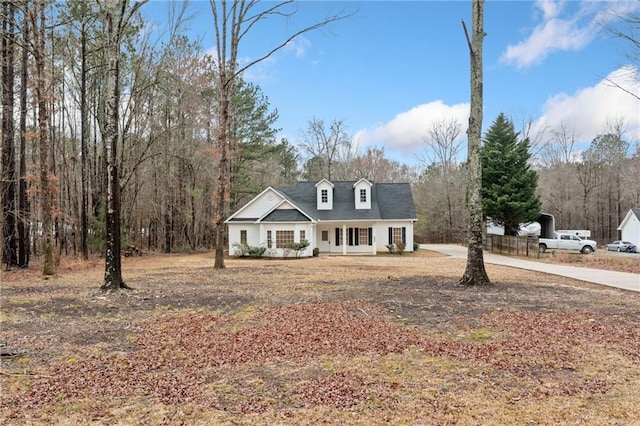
1,250,639,425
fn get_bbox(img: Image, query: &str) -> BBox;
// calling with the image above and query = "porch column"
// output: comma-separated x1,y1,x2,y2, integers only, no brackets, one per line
372,227,377,255
342,224,347,255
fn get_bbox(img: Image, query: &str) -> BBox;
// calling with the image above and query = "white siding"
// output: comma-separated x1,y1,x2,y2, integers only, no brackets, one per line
234,189,283,219
229,222,314,257
227,223,262,255
316,180,333,210
620,212,640,247
261,222,314,257
353,179,372,210
314,221,414,255
373,221,415,253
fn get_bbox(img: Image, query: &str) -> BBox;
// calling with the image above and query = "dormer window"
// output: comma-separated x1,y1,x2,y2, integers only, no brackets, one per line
353,178,372,210
316,179,334,210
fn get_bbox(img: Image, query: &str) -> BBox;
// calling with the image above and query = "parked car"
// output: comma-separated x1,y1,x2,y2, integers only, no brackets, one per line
539,233,597,254
606,240,634,251
622,243,637,253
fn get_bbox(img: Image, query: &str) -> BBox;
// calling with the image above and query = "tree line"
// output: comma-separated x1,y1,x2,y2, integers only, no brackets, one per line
414,114,639,245
1,0,638,284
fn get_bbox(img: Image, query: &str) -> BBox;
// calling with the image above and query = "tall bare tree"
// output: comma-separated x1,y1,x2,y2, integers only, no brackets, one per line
458,0,490,286
351,146,417,183
419,118,464,233
208,0,351,269
18,1,31,268
603,8,639,100
298,117,352,181
99,0,148,291
63,0,99,261
29,0,56,276
2,0,17,268
540,123,579,167
420,119,463,169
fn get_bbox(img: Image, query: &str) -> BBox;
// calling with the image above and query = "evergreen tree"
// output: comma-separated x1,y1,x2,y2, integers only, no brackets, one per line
482,113,541,236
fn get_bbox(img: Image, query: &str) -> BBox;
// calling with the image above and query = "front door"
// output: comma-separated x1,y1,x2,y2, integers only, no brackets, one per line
318,228,331,252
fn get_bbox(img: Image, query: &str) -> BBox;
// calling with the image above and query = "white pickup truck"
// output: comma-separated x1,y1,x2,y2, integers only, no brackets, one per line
539,233,597,254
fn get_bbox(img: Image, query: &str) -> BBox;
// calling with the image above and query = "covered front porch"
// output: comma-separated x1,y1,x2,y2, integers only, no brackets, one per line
314,223,378,255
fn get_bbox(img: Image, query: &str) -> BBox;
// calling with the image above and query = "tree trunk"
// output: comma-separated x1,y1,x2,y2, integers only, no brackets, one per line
2,0,18,268
101,5,129,291
213,90,230,269
458,0,490,286
18,8,30,268
80,22,89,260
32,2,55,276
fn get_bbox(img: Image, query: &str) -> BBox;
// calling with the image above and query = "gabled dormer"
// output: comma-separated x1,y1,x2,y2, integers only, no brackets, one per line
353,178,372,210
315,179,334,210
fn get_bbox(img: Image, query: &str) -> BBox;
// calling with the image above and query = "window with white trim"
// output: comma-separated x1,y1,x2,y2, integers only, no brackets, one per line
321,189,328,203
360,189,367,203
359,228,369,245
240,230,247,245
393,227,402,244
300,230,306,242
276,230,294,247
267,230,272,248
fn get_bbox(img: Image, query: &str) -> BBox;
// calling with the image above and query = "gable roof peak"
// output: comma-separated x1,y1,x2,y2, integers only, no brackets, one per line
353,178,373,188
314,178,334,188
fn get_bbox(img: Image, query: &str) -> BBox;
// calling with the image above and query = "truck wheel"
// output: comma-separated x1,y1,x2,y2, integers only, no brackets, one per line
539,244,546,253
581,246,593,254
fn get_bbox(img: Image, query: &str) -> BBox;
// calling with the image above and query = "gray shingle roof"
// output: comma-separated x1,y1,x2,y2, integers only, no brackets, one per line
263,209,311,222
277,181,416,222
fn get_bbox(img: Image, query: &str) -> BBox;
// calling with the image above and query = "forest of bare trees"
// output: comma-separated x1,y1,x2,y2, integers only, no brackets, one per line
1,1,638,277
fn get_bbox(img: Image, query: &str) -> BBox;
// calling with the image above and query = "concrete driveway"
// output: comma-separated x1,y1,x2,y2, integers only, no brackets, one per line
420,244,640,293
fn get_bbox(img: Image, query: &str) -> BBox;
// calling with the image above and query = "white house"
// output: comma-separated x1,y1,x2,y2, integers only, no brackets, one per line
618,208,640,247
225,179,417,257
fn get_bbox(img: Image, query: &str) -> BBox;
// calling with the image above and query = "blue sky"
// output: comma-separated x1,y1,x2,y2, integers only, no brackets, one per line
144,0,640,165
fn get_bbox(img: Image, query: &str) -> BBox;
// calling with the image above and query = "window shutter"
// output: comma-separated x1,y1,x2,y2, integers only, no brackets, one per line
388,227,392,245
354,228,359,246
348,228,353,246
368,228,373,245
335,228,340,246
402,227,406,244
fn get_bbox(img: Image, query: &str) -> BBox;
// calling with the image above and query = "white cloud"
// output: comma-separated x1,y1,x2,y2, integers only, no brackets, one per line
501,0,603,69
285,37,311,58
353,101,470,159
239,55,277,84
536,0,564,20
532,66,640,143
501,18,595,69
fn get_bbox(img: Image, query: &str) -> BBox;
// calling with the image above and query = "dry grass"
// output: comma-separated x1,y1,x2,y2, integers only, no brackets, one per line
544,251,640,274
1,250,639,425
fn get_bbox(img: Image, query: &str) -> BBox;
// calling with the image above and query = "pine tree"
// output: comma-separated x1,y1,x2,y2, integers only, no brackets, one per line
482,113,541,236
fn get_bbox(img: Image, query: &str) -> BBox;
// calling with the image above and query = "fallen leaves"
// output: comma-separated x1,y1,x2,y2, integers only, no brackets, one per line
2,252,639,425
1,301,419,412
3,300,637,419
